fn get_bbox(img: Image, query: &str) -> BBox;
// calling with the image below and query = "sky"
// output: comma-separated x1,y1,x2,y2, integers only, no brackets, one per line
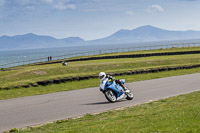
0,0,200,40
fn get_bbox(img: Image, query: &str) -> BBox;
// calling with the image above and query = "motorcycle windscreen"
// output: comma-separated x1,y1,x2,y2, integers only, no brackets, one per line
120,79,125,84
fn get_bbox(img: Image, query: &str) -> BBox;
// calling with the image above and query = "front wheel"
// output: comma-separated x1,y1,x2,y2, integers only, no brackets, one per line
125,87,134,100
105,89,117,103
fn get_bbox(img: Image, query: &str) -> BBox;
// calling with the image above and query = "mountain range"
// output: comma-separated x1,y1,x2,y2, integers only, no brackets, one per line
1,25,200,51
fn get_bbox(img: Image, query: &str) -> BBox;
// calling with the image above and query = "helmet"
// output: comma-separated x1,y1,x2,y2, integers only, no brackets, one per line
99,72,106,80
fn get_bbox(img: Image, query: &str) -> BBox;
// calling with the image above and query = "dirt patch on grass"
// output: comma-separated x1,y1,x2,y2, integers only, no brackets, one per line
31,70,47,75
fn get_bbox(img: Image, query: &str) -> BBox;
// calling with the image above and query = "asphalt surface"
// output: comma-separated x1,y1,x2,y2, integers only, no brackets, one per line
0,73,200,132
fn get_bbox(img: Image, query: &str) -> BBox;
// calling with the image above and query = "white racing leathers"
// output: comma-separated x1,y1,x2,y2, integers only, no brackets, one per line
100,78,108,91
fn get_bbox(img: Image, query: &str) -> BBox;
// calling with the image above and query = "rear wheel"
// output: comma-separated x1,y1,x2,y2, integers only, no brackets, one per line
105,89,117,103
125,87,134,100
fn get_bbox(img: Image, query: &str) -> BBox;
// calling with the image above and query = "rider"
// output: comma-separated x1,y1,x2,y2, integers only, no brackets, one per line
99,72,127,92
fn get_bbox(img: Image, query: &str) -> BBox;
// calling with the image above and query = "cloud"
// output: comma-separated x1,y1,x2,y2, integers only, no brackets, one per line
15,0,32,5
26,6,35,10
40,0,53,4
55,2,76,10
126,11,134,16
146,4,164,13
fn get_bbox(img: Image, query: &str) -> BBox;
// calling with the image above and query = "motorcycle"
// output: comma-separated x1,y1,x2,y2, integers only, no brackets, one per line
101,79,134,103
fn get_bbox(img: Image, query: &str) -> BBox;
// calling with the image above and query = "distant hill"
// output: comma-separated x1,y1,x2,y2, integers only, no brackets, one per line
1,25,200,51
0,33,85,51
89,25,200,44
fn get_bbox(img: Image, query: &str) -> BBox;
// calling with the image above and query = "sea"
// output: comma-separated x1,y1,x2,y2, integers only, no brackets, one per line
0,43,144,66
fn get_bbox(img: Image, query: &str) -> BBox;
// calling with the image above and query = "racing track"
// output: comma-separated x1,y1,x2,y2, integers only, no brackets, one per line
0,73,200,132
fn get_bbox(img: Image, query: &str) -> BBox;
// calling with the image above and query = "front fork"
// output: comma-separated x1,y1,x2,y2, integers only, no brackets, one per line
116,80,126,91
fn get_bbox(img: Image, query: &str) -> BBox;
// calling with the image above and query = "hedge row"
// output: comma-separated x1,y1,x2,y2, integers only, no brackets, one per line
37,50,200,65
1,64,200,90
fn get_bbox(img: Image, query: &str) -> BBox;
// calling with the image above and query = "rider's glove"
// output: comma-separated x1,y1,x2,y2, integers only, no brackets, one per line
108,75,115,81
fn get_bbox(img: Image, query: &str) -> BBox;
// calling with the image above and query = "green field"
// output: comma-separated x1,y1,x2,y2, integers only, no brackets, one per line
1,47,200,100
1,47,200,89
42,46,200,59
29,46,200,64
13,90,200,133
1,67,200,100
2,46,200,133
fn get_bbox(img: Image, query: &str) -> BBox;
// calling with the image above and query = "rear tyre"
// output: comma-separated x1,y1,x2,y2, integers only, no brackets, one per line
105,89,117,103
125,87,134,100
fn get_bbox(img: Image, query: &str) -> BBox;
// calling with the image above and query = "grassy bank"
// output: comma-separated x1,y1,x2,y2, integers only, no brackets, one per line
1,50,200,88
1,46,200,100
1,67,200,100
14,90,200,133
36,46,200,59
2,47,200,132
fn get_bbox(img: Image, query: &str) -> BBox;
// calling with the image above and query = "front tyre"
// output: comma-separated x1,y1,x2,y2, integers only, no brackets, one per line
105,89,117,103
125,87,134,100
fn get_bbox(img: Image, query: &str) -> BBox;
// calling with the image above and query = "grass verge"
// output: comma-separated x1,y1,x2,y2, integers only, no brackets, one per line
1,67,200,100
1,52,200,88
13,90,200,133
32,46,200,60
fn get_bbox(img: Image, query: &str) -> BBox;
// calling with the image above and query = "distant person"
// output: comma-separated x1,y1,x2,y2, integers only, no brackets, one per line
62,61,68,66
48,56,50,61
50,56,52,61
